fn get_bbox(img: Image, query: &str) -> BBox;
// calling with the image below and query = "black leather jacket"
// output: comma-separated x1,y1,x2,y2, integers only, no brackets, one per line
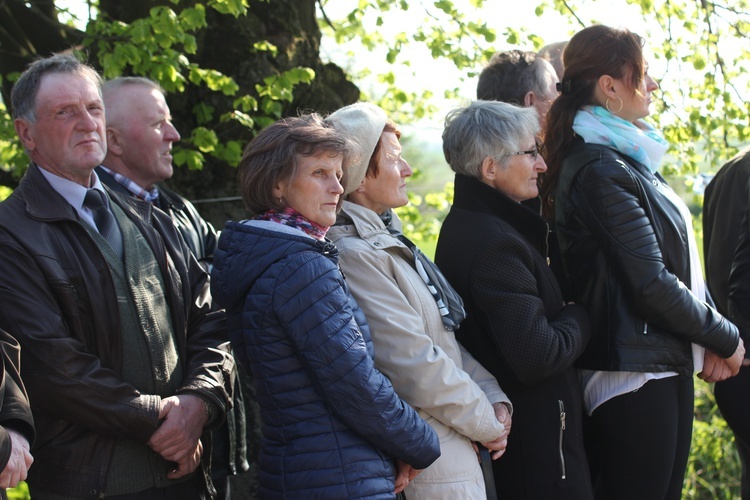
0,164,233,499
555,138,739,375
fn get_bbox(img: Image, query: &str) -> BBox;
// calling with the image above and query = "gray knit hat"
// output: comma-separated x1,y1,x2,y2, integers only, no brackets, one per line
326,102,388,195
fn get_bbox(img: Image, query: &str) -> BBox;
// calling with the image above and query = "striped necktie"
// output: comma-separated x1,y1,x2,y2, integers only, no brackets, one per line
84,189,123,259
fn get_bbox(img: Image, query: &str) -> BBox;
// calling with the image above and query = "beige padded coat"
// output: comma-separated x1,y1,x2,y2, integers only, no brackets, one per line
328,201,511,500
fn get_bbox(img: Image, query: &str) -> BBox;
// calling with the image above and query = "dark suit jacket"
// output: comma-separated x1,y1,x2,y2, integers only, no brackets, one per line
703,145,750,316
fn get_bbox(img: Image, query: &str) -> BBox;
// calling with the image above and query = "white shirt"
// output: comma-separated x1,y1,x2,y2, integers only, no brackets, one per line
38,165,109,234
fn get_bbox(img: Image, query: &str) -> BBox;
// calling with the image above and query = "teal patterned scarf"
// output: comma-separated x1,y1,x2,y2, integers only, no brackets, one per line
573,105,669,172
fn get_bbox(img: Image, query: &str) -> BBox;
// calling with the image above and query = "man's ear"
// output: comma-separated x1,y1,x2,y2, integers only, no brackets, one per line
106,128,124,156
13,119,35,152
523,90,535,108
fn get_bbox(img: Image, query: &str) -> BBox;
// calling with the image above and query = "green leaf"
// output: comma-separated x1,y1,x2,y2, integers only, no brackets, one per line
191,127,218,153
192,102,215,124
233,95,258,112
173,148,205,170
179,5,207,30
253,41,279,57
434,0,454,15
229,110,255,129
208,0,248,17
216,140,244,165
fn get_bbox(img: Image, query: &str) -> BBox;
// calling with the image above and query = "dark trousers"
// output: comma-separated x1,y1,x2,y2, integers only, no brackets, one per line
584,375,694,500
715,366,750,500
106,473,207,500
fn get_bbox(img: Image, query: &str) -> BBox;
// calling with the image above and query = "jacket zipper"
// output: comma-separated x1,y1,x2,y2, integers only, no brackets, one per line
558,400,567,480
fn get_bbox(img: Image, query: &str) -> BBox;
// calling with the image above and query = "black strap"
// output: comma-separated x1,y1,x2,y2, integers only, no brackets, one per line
479,444,497,500
388,228,466,331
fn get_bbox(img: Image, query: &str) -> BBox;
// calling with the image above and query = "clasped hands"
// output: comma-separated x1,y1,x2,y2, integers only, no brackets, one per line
699,337,750,383
147,394,209,479
394,400,513,493
477,401,512,461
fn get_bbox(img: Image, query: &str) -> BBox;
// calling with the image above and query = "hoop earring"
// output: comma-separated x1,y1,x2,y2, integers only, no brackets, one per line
605,96,623,114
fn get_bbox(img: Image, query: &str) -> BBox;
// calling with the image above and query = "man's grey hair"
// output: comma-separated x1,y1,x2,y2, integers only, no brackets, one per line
102,76,165,98
442,100,540,179
476,50,552,105
10,53,102,123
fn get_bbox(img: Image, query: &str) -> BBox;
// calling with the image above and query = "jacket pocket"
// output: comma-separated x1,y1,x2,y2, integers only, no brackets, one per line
50,281,89,340
558,400,567,480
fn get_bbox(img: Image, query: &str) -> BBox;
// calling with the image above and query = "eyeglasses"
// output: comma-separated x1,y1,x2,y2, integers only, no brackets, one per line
507,142,540,161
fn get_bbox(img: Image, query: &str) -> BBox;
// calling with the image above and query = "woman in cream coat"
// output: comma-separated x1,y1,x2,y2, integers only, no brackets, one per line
327,102,512,499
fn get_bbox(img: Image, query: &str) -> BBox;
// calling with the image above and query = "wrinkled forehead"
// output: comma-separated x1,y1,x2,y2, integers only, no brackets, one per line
36,70,102,104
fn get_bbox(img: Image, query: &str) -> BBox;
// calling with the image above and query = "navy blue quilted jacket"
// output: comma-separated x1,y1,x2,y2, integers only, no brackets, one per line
211,220,440,499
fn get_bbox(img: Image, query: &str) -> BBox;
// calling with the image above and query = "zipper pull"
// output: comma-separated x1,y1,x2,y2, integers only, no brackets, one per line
559,400,566,430
558,399,567,480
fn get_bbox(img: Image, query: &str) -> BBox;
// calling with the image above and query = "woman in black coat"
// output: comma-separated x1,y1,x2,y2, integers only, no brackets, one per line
435,100,593,499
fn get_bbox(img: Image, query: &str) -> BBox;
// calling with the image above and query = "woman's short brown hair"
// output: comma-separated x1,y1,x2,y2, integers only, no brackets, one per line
237,113,349,215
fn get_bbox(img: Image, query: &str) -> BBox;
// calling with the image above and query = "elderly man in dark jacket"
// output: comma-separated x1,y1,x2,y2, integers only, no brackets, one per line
2,54,233,499
0,329,34,499
97,76,248,499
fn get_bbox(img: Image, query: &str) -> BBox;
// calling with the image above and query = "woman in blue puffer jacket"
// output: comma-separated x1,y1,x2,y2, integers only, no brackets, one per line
211,113,440,499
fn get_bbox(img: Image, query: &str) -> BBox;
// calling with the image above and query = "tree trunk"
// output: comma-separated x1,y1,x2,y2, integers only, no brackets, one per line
96,0,359,229
0,0,84,106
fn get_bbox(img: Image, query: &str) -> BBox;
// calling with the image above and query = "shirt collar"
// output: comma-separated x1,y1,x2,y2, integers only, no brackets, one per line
99,165,160,202
37,165,107,211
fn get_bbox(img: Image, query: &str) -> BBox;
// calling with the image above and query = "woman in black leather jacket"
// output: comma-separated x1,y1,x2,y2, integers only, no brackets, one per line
540,24,746,500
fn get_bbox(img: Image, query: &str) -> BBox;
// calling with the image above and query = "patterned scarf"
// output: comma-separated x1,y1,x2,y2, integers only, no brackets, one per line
257,206,329,240
573,105,669,172
380,211,466,331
